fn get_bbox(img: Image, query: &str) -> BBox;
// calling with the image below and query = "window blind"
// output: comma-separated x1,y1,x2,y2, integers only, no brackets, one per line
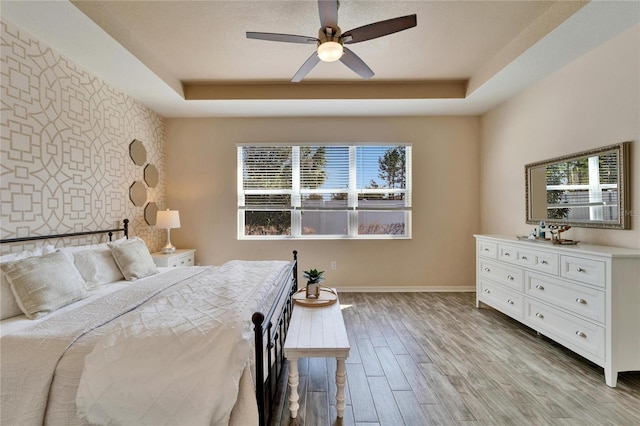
238,144,411,239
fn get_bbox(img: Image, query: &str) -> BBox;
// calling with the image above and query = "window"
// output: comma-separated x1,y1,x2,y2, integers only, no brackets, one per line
238,144,412,239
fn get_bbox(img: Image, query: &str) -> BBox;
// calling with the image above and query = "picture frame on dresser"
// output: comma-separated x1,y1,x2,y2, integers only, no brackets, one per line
474,234,640,387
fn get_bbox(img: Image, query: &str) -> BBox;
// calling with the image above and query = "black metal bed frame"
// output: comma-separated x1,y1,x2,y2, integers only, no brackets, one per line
1,219,296,426
253,250,298,426
0,219,129,244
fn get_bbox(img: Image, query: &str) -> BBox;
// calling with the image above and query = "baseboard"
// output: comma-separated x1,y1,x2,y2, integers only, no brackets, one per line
334,286,476,293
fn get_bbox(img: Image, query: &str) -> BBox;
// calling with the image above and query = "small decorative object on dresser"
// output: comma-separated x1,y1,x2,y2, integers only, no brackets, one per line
303,268,324,299
151,249,195,267
475,235,640,387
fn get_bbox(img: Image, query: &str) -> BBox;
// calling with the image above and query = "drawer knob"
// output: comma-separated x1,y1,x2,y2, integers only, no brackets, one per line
535,312,544,319
521,256,528,260
576,267,584,272
507,299,514,305
576,331,587,338
540,260,548,265
484,267,491,272
484,248,489,252
507,275,514,280
484,289,491,294
535,285,545,290
576,298,587,304
504,252,511,257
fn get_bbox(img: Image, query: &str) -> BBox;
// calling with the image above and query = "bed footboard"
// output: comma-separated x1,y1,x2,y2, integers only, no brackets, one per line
252,250,298,426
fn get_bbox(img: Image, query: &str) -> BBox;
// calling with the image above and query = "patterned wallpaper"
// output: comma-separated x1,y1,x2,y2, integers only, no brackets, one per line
0,20,166,254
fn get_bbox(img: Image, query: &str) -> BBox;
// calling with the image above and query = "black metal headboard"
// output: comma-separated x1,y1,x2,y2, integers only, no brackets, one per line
0,219,129,244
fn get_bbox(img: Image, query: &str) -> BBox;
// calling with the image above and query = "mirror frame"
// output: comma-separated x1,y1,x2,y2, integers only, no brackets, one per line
525,141,630,230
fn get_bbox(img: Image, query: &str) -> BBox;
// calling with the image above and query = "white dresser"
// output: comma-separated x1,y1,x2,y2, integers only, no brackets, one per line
475,235,640,387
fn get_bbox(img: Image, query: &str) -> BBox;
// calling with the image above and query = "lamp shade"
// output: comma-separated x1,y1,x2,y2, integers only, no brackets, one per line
156,209,180,229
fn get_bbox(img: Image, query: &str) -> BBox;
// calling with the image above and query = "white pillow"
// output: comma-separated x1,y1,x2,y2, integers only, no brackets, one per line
73,248,124,286
1,251,87,320
0,245,55,320
109,239,158,281
59,237,127,262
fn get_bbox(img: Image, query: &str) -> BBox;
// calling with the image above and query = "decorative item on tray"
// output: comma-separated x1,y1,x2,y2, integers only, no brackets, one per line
303,268,324,299
516,224,578,245
548,225,578,244
293,286,337,307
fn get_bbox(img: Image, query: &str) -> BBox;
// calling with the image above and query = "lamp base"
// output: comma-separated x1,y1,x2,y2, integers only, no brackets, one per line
162,244,176,254
162,228,176,253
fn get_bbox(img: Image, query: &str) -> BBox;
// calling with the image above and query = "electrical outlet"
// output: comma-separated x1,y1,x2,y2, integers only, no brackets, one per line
331,261,337,270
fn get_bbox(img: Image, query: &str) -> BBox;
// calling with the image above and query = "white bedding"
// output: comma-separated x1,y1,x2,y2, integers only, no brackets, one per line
0,260,291,426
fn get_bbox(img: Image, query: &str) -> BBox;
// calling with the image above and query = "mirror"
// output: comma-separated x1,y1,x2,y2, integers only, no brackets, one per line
129,139,147,166
144,164,159,187
525,142,630,229
129,181,147,207
144,202,159,225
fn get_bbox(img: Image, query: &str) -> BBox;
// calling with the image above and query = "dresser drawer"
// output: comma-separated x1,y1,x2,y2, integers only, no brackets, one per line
499,244,558,275
525,299,605,360
479,259,523,291
561,255,606,288
479,280,523,320
525,273,605,323
478,241,498,259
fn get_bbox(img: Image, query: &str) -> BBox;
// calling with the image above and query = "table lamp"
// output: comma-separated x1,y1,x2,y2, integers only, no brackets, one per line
156,209,180,253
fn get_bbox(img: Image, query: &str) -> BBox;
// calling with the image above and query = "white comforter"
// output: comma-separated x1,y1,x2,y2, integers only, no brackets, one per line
1,260,290,426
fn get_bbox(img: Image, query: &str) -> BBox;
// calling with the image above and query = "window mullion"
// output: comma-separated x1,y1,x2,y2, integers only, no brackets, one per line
292,146,301,236
348,146,358,237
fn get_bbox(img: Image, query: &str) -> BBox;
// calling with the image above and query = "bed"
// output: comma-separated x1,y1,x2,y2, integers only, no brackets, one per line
0,220,297,426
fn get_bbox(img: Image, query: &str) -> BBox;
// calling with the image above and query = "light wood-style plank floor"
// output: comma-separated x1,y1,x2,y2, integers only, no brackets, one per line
269,292,640,426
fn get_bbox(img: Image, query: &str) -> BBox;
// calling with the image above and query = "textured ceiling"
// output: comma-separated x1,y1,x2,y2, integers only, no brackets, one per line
3,1,639,117
74,0,556,82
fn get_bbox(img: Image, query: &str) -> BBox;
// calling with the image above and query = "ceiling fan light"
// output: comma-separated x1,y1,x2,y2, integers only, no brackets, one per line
317,41,343,62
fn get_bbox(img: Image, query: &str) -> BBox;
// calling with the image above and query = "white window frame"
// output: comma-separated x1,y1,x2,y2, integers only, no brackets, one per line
238,143,412,240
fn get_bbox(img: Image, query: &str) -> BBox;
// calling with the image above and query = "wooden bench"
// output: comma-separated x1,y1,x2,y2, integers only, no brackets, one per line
283,290,350,419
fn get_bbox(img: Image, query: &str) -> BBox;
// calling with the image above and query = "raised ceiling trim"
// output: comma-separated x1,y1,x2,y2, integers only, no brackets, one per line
184,81,467,101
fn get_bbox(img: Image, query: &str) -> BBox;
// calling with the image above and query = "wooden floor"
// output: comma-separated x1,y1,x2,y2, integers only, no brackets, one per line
269,292,640,426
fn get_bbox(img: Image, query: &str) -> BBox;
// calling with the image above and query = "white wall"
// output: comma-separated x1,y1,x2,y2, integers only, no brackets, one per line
481,24,639,249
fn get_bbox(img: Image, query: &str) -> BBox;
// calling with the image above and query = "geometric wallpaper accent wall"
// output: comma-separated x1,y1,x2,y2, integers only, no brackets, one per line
0,20,166,254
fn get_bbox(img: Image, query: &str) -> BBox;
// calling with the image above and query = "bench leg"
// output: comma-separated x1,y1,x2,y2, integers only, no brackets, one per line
336,357,347,418
288,357,300,418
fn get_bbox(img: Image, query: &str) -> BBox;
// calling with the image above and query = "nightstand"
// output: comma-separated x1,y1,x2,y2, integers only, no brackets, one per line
151,249,196,267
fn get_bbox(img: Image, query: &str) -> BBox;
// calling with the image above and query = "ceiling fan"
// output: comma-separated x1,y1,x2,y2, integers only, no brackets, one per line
246,0,417,82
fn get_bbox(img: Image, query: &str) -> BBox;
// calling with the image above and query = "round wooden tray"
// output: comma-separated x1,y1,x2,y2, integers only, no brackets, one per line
292,286,337,307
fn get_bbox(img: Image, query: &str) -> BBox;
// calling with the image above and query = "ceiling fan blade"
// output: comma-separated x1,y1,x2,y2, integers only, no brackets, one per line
292,52,321,82
318,0,339,29
339,47,374,80
342,14,417,44
246,32,318,44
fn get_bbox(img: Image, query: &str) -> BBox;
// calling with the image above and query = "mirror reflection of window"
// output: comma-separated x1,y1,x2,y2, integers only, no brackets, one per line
544,151,618,222
525,142,629,229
